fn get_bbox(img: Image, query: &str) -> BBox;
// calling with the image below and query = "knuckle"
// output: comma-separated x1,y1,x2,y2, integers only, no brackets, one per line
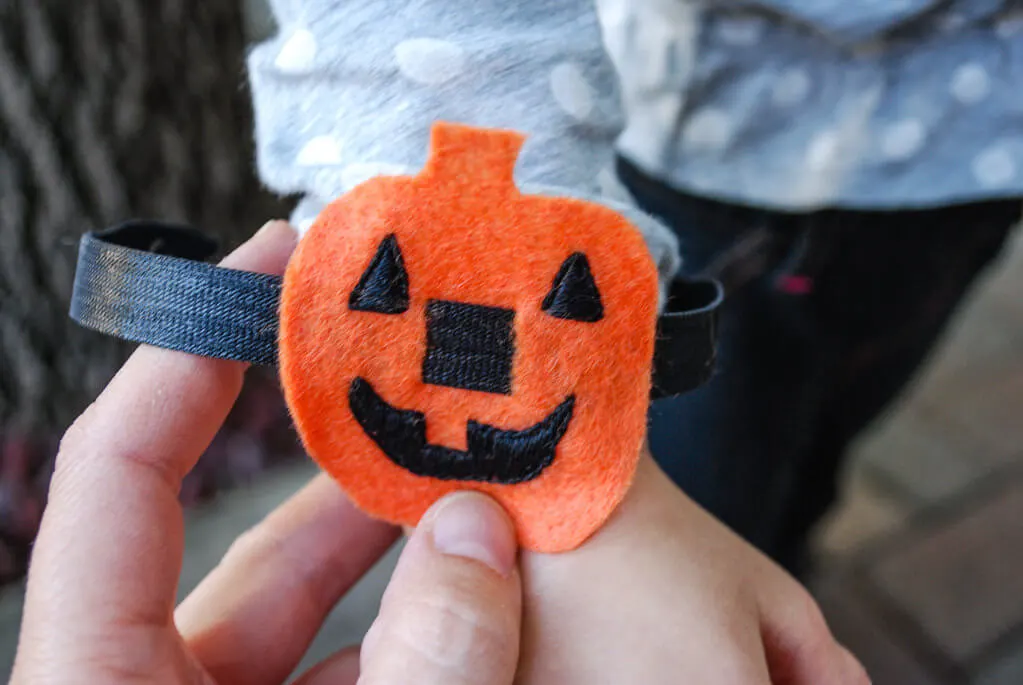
219,525,329,618
58,412,89,453
385,581,513,676
63,624,190,685
792,588,831,641
221,524,276,565
53,413,91,471
49,414,97,495
219,526,293,587
53,406,181,490
843,648,872,685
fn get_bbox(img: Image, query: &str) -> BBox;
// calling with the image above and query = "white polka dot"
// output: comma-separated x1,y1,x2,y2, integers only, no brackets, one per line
996,14,1023,39
972,146,1016,187
717,17,763,46
295,136,343,167
394,38,466,85
771,68,811,107
880,119,925,161
341,162,410,189
275,29,317,75
682,108,733,152
950,63,990,104
806,132,840,170
550,62,596,122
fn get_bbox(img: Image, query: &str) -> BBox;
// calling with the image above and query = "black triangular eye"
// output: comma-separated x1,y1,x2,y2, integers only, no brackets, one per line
542,252,604,322
349,234,410,314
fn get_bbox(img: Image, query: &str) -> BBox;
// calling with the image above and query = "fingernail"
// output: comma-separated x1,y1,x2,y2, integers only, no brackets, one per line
219,220,297,271
839,646,870,684
429,493,517,576
254,219,294,239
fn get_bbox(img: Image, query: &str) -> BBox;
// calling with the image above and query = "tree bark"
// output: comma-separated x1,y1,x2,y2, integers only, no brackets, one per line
0,0,291,581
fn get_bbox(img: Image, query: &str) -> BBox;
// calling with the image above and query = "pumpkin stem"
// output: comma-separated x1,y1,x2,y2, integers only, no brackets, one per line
422,122,526,191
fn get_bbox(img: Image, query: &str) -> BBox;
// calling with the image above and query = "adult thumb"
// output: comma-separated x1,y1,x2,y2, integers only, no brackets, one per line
359,492,522,685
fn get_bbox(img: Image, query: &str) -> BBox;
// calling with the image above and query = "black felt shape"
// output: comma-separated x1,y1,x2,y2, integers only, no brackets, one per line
349,234,410,314
349,377,574,484
423,300,514,395
542,252,604,322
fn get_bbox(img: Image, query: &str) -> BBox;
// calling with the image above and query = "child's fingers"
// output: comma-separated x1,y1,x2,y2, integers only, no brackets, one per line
759,577,871,685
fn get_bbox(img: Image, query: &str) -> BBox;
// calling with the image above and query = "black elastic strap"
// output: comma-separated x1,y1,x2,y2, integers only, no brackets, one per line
651,278,723,399
70,221,721,397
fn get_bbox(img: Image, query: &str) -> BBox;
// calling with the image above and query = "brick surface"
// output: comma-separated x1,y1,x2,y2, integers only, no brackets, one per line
814,575,943,685
903,230,1023,468
923,361,1023,468
814,466,908,560
975,643,1023,685
907,293,1022,413
868,481,1023,663
901,226,1021,415
982,228,1023,332
855,405,992,505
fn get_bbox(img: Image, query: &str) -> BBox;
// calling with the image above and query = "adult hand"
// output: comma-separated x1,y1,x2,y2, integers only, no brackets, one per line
517,450,870,684
10,221,524,685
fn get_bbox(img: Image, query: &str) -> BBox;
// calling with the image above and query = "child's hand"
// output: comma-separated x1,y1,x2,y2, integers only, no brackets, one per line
517,450,869,684
11,220,867,685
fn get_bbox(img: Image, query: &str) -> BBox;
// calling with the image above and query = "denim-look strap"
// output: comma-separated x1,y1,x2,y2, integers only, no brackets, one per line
70,221,282,367
69,221,721,397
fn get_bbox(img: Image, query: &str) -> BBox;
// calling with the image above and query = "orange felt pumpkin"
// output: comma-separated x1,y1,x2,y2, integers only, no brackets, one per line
279,123,659,552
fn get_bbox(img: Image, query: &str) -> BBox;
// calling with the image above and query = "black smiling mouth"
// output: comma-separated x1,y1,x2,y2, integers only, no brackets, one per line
348,377,574,484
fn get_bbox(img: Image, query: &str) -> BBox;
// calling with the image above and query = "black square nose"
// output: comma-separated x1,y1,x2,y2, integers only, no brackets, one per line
423,300,514,395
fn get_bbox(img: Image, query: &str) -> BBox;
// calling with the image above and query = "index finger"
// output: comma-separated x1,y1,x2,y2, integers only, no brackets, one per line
18,222,297,658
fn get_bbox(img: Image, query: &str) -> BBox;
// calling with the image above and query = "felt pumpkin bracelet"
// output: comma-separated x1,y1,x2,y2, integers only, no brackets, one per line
69,123,723,553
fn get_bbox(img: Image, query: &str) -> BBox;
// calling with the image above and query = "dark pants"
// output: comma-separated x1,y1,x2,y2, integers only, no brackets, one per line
618,159,1021,574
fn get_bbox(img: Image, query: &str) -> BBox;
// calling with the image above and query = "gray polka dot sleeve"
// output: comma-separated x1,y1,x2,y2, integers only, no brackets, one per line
247,0,681,294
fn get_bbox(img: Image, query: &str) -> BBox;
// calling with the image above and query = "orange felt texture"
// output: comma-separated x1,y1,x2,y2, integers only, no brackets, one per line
279,122,659,553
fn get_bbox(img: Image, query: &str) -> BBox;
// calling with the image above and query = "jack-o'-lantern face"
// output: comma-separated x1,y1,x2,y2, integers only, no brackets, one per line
279,123,658,552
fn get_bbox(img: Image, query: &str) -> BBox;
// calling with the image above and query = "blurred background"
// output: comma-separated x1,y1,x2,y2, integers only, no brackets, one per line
0,1,1020,683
